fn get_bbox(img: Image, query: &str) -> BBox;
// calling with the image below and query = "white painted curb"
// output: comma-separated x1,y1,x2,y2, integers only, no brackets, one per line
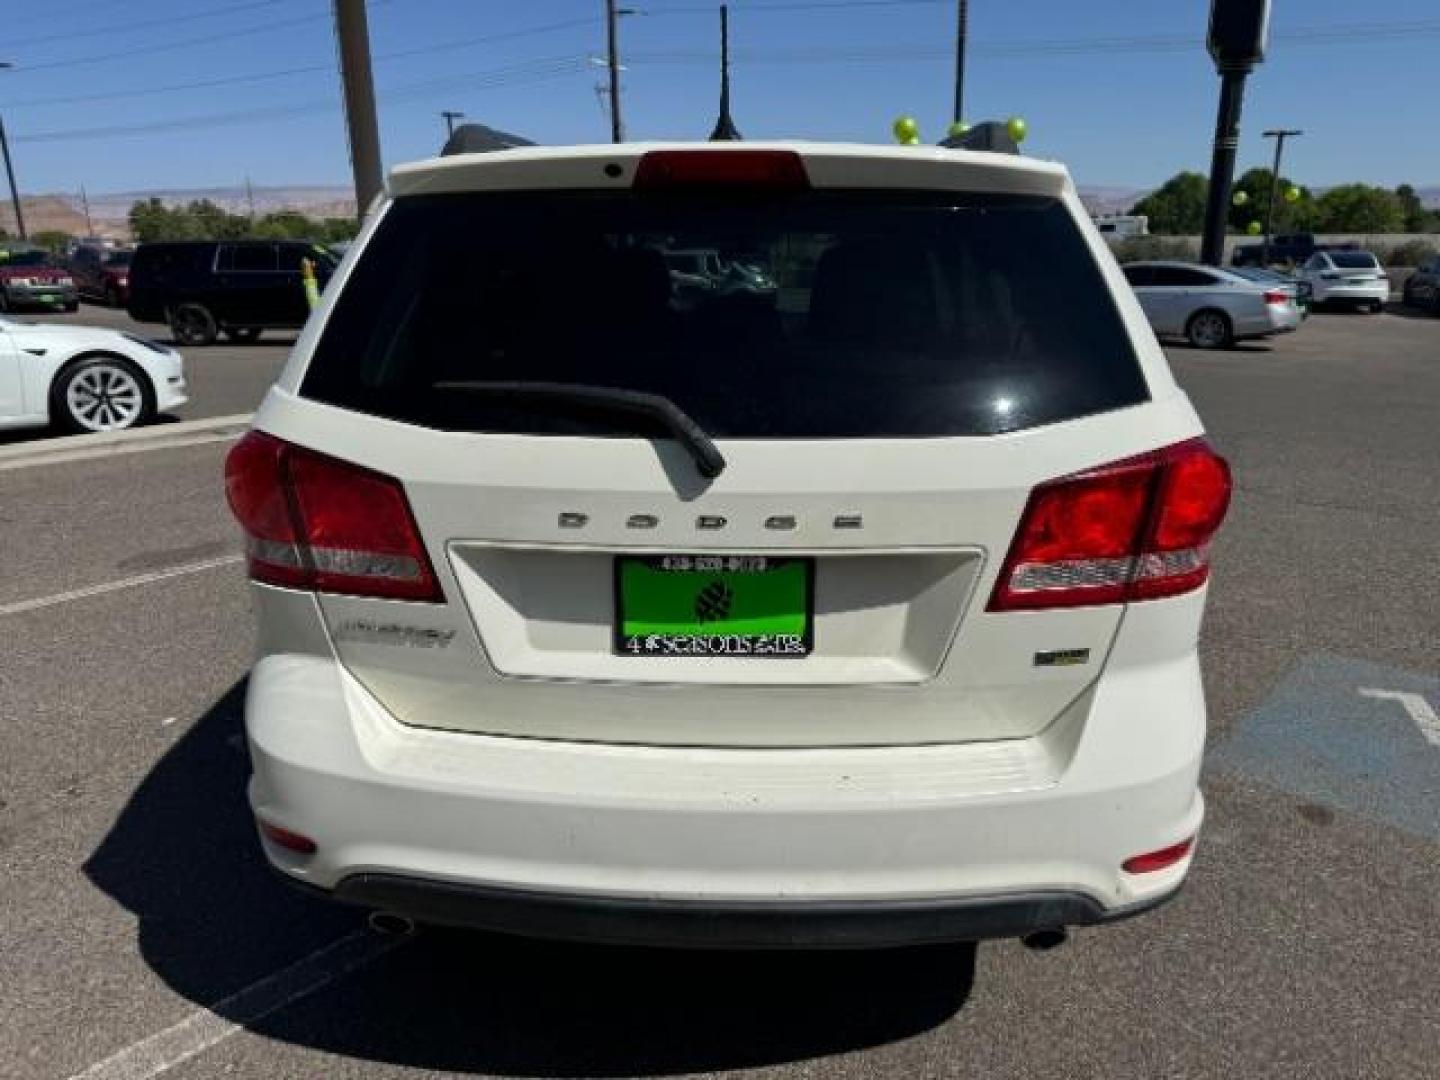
0,413,253,471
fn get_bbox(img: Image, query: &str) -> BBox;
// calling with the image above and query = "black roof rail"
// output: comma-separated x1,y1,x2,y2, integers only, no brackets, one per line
440,123,535,157
938,120,1020,155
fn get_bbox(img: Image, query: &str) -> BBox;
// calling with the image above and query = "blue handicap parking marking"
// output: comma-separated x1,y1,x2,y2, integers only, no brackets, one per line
1208,654,1440,840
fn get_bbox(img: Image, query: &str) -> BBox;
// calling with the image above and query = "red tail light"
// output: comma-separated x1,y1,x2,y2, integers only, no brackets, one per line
1122,838,1194,874
633,150,810,191
989,439,1231,611
224,431,442,602
257,819,318,855
1262,289,1290,305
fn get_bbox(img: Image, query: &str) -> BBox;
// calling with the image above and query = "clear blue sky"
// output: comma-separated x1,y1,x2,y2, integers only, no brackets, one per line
2,0,1436,196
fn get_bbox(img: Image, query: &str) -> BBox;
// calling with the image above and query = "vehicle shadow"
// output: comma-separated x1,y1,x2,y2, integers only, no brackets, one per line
84,679,976,1076
1383,300,1438,320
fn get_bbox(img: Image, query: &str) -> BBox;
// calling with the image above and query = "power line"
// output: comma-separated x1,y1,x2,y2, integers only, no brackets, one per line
646,0,948,12
1,14,598,109
3,0,297,49
11,58,591,145
7,1,392,75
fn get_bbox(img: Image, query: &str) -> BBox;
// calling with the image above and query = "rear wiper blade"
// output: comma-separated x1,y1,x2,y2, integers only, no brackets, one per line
431,380,727,479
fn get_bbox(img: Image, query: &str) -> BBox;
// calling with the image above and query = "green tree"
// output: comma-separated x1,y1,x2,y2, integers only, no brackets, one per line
1311,184,1405,233
1395,185,1429,232
1227,168,1312,233
31,230,75,255
1131,172,1209,235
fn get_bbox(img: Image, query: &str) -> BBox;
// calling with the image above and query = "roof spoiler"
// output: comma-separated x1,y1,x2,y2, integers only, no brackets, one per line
441,123,535,157
938,120,1020,155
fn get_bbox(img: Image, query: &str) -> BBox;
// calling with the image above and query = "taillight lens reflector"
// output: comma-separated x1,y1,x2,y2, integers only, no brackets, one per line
633,149,810,191
224,431,442,602
258,819,318,855
989,439,1232,611
1262,289,1290,305
1122,838,1194,874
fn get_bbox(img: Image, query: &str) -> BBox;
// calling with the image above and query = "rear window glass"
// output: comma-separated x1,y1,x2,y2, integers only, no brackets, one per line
1330,252,1379,269
301,190,1148,438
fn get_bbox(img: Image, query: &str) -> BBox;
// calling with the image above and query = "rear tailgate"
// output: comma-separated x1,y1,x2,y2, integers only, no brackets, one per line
253,144,1203,748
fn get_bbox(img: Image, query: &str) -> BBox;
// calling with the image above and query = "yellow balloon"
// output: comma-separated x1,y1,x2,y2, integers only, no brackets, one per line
1246,221,1263,236
1285,186,1302,203
1006,116,1028,143
1232,190,1249,206
892,116,920,144
947,120,971,138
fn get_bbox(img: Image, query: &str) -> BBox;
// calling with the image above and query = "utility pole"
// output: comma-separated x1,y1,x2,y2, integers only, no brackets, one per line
1261,128,1301,266
0,63,24,241
245,175,256,221
333,0,383,218
952,0,969,125
441,110,465,139
0,116,24,241
605,1,636,143
80,185,94,237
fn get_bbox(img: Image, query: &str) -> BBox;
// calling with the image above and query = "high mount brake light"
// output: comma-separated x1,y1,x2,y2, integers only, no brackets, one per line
988,439,1231,611
224,431,442,602
633,149,810,191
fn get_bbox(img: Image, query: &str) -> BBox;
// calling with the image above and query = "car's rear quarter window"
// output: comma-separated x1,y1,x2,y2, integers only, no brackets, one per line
301,190,1148,438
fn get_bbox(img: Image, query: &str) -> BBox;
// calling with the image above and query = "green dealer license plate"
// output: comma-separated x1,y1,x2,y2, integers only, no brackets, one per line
615,555,813,658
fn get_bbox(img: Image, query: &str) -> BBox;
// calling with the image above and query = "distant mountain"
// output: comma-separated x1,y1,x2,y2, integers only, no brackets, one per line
1,185,357,240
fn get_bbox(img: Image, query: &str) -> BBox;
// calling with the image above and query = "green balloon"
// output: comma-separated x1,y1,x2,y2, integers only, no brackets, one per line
1006,116,1028,143
1285,185,1302,203
892,116,920,144
947,120,971,138
1246,221,1262,236
1232,190,1249,206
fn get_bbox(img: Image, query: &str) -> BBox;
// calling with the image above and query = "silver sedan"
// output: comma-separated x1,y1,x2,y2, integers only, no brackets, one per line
1122,261,1303,349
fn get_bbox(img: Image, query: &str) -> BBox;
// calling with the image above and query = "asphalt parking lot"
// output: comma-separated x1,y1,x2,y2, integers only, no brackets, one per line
1,305,1437,1079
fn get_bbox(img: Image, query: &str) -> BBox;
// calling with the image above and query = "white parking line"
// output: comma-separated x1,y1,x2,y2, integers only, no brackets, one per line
0,556,243,618
69,930,405,1080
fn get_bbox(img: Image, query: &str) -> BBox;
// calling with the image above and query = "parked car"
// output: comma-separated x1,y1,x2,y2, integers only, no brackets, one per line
1399,253,1440,314
68,245,134,307
1122,260,1302,348
1297,250,1389,312
0,247,79,313
1230,232,1357,268
127,239,337,346
0,313,186,433
1228,265,1310,317
226,141,1232,949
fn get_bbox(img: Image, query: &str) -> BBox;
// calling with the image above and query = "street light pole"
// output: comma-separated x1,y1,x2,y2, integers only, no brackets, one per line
441,110,465,139
952,0,969,124
1261,128,1301,266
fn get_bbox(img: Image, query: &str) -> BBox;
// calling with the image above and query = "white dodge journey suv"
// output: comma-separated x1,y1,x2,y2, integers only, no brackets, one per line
226,141,1231,948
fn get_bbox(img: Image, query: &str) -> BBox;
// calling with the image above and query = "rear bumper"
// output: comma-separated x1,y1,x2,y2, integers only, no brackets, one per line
245,590,1208,946
1313,281,1389,303
312,873,1178,949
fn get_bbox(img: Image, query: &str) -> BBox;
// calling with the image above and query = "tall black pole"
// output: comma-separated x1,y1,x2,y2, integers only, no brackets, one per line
0,115,26,240
333,0,383,218
606,0,623,143
1261,128,1301,266
709,5,742,140
1199,67,1248,267
953,0,968,124
442,111,465,139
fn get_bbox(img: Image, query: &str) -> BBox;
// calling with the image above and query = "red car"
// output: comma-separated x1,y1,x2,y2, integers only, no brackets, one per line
0,247,79,312
68,245,134,306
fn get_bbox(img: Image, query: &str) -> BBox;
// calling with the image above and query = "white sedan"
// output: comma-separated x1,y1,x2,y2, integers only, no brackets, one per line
0,316,187,434
1298,250,1390,312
